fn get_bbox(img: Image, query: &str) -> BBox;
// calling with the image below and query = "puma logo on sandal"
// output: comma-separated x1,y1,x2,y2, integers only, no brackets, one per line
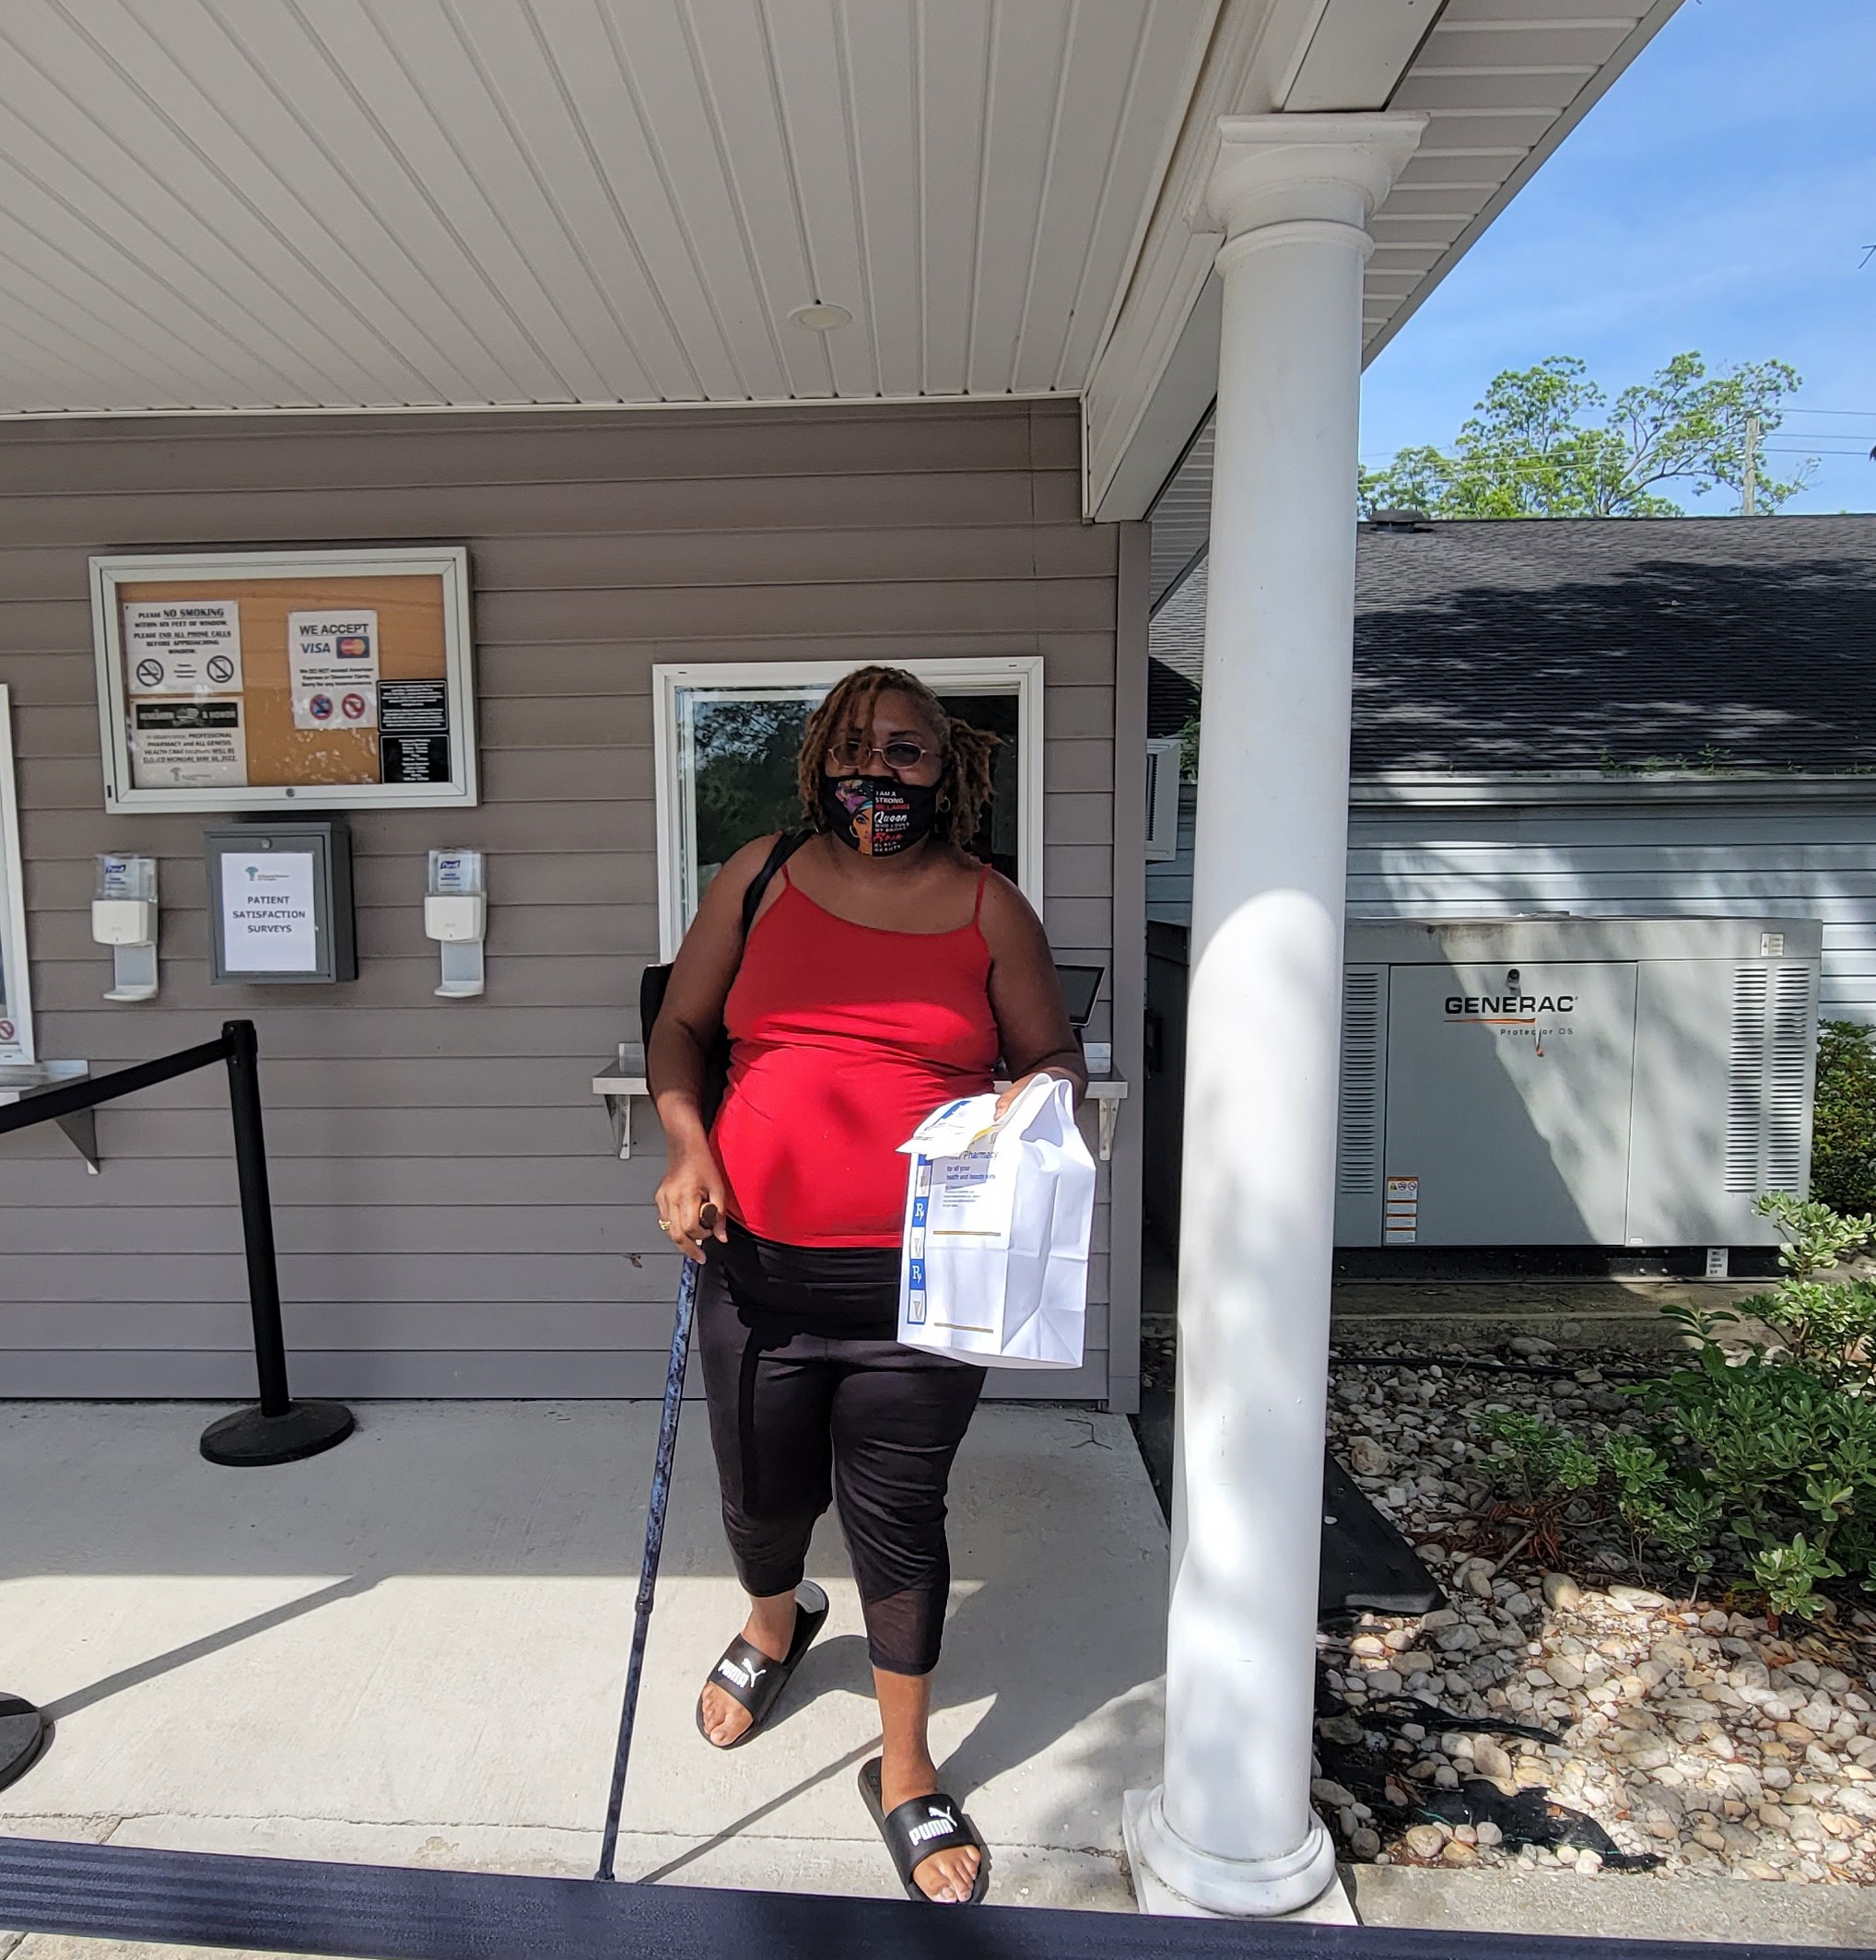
717,1657,768,1690
859,1758,991,1906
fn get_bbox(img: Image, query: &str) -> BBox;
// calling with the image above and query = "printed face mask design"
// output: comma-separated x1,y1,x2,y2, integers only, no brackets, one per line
820,774,939,855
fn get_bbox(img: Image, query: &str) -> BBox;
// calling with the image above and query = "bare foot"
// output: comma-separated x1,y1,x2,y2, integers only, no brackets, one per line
698,1593,797,1748
881,1754,981,1903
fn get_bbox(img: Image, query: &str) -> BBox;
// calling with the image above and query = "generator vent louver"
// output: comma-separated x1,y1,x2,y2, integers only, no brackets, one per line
1765,966,1814,1191
1336,967,1386,1196
1725,964,1815,1194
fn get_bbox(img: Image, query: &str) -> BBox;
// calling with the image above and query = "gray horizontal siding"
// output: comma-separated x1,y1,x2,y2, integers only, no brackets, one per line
1347,800,1876,1021
1149,792,1876,1020
0,400,1120,1400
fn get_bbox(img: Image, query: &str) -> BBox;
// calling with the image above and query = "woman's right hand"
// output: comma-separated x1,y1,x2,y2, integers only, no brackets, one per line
655,1142,729,1262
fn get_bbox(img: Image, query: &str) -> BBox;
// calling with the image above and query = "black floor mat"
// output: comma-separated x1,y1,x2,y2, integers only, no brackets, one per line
1131,1378,1441,1621
1320,1450,1443,1618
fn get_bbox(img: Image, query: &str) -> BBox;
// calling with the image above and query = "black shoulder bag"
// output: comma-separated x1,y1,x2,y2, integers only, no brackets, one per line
637,830,808,1123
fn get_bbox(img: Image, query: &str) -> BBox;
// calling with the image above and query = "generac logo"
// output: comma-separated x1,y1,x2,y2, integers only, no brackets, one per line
1443,968,1577,1055
1444,966,1574,1019
1445,991,1576,1016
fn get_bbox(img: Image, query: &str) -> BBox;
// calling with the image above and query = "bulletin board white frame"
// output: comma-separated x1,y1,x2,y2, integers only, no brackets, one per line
0,686,36,1062
651,656,1046,960
90,546,478,815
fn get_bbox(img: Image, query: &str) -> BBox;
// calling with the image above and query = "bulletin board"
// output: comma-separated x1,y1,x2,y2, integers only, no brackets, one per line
90,547,477,814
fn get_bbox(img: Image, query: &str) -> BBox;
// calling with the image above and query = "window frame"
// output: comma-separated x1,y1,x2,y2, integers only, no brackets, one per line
0,686,36,1062
651,657,1045,959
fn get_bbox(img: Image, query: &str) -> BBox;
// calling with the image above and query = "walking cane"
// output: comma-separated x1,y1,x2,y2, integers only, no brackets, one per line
594,1233,706,1882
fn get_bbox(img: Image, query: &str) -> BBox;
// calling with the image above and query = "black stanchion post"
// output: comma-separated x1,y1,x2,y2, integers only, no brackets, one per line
199,1019,356,1467
0,1698,51,1794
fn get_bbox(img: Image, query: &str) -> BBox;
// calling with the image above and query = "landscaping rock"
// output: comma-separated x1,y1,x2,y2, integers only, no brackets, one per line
1471,1739,1515,1786
1402,1825,1448,1861
1319,1341,1876,1889
1542,1572,1584,1614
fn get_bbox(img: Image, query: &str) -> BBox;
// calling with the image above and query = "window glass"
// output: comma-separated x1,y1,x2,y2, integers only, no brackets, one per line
661,663,1038,951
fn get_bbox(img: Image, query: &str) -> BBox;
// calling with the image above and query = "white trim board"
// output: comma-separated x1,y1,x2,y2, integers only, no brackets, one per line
0,687,35,1062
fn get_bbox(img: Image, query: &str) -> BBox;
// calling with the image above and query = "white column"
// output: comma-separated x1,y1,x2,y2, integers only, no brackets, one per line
1125,112,1424,1918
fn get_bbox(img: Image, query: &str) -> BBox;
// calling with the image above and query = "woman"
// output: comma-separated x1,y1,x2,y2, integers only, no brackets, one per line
650,665,1084,1906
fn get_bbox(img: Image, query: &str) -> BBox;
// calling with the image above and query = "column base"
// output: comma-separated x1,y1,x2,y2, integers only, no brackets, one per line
1123,1786,1347,1919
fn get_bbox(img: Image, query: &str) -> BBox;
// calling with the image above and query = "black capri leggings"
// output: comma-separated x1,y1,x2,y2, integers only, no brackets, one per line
696,1250,985,1675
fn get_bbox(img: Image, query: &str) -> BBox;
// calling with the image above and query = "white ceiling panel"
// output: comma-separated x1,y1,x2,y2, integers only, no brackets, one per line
0,0,1684,548
0,0,1217,417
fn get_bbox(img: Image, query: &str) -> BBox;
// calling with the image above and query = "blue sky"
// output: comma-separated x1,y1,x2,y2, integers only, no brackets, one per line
1360,0,1876,513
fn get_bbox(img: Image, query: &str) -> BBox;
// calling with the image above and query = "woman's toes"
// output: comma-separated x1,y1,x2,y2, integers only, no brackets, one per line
915,1846,979,1902
698,1684,751,1747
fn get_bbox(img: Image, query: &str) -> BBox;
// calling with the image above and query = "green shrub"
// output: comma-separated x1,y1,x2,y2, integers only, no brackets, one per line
1812,1021,1876,1215
1478,1408,1600,1501
1620,1197,1876,1618
1471,1194,1876,1619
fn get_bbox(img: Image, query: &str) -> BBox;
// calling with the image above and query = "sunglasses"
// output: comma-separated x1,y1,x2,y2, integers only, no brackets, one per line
827,734,932,771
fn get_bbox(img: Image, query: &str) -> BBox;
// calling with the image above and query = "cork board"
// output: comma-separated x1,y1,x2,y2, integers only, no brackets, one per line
91,548,475,814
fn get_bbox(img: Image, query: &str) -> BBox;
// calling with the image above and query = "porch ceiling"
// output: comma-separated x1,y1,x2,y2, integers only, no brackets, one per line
0,0,1679,527
0,0,1214,417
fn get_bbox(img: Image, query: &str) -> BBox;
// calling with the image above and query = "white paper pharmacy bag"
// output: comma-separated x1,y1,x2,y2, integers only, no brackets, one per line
896,1074,1096,1368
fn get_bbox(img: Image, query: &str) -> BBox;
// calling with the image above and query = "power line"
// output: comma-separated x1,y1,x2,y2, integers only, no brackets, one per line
1776,407,1876,419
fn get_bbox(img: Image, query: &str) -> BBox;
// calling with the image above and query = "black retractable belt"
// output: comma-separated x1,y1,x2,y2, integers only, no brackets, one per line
0,1020,352,1471
0,1834,1849,1960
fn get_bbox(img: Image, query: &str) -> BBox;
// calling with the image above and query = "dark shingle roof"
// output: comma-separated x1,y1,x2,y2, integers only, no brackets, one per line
1150,517,1876,775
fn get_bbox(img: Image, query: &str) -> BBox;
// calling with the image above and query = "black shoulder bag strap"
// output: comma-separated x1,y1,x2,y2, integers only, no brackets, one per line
637,831,809,1116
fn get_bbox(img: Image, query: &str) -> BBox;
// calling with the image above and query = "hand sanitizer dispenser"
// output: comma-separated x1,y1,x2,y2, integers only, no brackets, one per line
425,849,486,999
92,854,158,1001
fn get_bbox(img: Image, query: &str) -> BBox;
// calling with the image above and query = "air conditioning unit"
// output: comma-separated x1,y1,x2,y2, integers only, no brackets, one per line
1334,918,1823,1249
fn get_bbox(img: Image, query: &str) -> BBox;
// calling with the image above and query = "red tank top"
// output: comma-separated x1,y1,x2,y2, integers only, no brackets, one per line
711,865,999,1248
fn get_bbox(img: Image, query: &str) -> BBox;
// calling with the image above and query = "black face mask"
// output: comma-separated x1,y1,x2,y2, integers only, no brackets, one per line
819,775,940,856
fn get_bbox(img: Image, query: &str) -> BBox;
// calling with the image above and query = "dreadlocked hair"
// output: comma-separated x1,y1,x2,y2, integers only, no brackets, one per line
796,664,1000,849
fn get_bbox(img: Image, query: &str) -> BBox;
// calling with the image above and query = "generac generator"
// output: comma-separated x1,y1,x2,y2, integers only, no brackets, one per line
1333,918,1823,1250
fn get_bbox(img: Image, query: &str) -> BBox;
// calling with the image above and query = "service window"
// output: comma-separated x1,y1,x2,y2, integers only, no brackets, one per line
651,659,1044,957
90,547,477,814
0,687,34,1062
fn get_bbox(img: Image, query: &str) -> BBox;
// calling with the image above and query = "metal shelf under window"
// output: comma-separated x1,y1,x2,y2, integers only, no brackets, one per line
593,1045,1127,1162
0,1061,98,1170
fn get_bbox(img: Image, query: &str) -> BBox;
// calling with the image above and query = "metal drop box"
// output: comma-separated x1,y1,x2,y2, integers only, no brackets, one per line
1335,918,1823,1249
204,819,357,986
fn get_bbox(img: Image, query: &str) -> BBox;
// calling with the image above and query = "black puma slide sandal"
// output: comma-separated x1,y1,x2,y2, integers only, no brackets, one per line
857,1755,991,1905
694,1579,828,1750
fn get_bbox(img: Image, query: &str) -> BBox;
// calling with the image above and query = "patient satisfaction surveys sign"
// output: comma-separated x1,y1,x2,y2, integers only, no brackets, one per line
219,851,318,972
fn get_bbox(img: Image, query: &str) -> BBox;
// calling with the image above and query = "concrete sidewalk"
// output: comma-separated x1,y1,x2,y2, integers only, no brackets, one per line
0,1399,1167,1933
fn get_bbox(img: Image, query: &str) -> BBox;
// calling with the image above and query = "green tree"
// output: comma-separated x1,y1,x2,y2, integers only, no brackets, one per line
1359,353,1812,519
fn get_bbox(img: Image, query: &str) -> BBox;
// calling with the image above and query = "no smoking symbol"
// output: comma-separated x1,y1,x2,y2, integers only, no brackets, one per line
135,659,164,688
